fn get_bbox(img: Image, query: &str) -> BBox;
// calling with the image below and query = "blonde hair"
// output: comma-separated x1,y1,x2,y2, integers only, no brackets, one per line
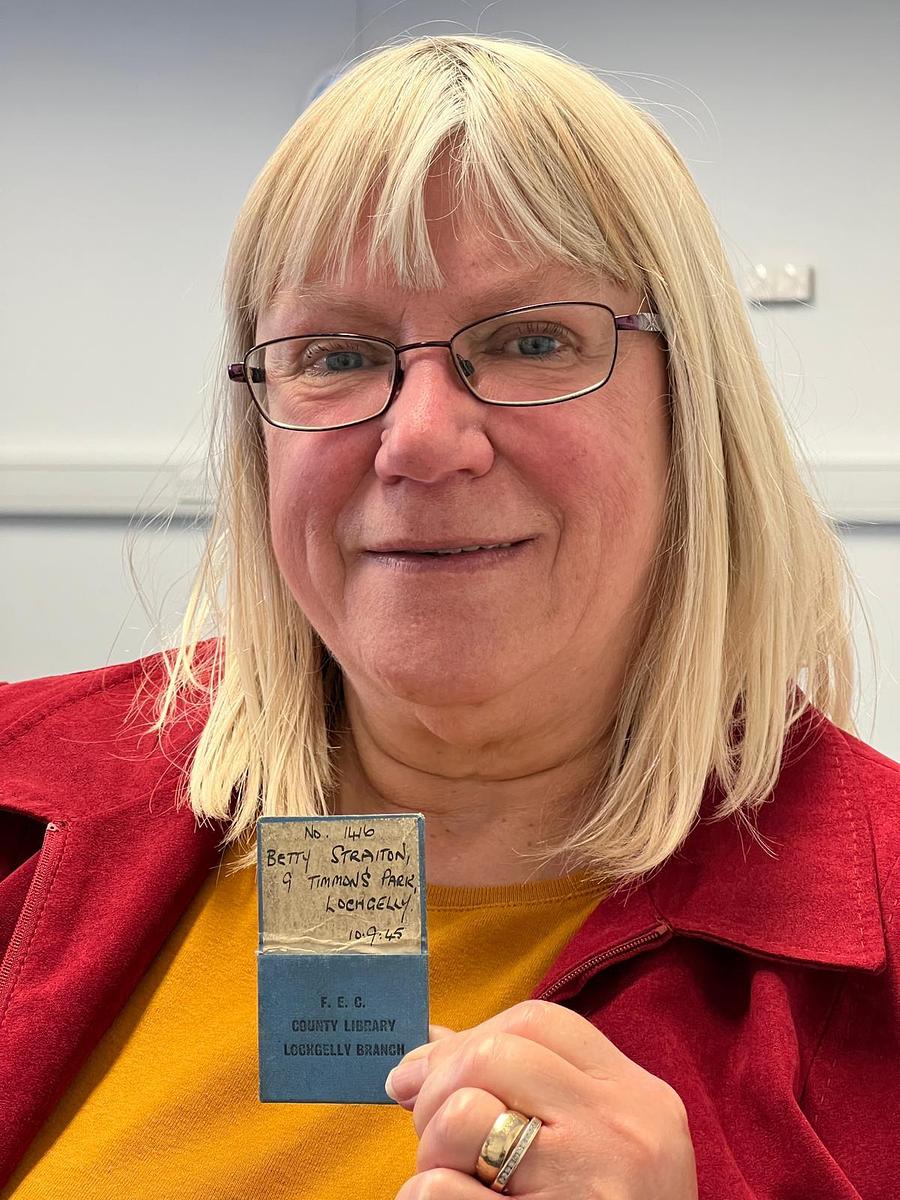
141,34,868,889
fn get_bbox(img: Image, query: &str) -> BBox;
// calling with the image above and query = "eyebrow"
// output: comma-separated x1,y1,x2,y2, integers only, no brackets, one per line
283,270,604,328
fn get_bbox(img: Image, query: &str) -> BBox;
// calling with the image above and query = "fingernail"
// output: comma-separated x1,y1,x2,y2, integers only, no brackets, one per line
385,1054,429,1101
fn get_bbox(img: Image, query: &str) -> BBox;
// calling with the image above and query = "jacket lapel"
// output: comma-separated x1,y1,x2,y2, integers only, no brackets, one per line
0,772,223,1182
534,708,886,1003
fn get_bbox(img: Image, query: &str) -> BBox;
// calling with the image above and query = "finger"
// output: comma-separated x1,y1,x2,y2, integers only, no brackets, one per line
429,1023,456,1040
458,999,630,1078
399,1000,630,1085
394,1166,490,1200
415,1086,548,1197
391,998,633,1114
409,1030,590,1136
397,1024,457,1069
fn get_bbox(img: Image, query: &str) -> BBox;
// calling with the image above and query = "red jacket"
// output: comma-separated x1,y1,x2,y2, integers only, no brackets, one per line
0,651,898,1198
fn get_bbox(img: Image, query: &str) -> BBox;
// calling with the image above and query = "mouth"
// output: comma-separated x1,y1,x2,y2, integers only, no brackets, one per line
363,538,534,571
373,540,524,556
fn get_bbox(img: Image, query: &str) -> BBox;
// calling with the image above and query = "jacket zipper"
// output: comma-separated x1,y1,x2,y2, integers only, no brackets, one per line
0,821,66,1020
536,925,670,1001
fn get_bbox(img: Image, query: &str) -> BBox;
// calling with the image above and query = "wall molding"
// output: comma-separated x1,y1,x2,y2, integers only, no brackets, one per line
0,457,898,524
808,461,900,525
0,460,209,520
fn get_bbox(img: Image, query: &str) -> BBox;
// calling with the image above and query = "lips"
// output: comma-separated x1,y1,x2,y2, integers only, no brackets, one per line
388,542,516,556
366,538,530,555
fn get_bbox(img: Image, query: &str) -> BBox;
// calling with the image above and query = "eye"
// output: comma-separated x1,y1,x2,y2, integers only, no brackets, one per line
267,338,393,381
302,341,373,374
490,322,575,359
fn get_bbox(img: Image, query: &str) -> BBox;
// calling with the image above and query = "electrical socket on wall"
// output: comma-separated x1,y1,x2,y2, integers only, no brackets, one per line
742,263,815,305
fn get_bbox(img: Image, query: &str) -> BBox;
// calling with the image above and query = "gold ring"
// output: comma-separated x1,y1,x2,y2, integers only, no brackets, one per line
474,1109,541,1193
490,1116,542,1193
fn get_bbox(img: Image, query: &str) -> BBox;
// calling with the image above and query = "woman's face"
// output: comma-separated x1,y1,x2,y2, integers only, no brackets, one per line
256,185,671,714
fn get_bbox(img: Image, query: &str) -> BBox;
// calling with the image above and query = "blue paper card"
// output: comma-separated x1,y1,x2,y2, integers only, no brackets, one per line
257,814,429,1103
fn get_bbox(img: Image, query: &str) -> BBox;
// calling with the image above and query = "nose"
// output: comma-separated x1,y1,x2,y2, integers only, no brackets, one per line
373,344,495,485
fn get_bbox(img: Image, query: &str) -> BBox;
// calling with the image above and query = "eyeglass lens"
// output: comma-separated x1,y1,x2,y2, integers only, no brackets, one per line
245,303,617,429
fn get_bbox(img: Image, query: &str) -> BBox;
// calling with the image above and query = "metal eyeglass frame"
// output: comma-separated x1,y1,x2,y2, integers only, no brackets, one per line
227,300,665,432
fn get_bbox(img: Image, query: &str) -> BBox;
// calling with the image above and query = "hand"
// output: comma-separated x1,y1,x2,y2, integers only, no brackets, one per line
385,999,698,1199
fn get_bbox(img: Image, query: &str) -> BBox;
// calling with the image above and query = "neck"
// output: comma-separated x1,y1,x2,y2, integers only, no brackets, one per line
332,680,612,887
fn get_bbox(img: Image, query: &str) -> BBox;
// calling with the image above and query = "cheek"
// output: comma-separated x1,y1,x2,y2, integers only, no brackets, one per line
266,445,310,567
548,393,669,582
550,418,656,533
263,434,354,589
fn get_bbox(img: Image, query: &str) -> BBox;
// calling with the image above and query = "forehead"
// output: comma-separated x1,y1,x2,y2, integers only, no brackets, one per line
264,262,634,335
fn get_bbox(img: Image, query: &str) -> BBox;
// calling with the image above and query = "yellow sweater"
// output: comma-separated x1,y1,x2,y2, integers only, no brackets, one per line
8,846,607,1199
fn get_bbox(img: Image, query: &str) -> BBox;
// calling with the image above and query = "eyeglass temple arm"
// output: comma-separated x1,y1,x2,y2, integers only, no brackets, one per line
615,313,664,333
228,364,265,384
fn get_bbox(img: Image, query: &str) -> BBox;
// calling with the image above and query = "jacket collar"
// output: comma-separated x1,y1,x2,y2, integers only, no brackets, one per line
1,661,885,997
536,708,887,1002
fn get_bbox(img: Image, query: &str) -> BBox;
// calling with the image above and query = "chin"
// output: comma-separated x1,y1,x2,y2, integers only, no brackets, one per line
361,649,524,708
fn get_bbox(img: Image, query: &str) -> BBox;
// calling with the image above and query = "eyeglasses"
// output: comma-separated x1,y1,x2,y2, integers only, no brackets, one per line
227,301,664,432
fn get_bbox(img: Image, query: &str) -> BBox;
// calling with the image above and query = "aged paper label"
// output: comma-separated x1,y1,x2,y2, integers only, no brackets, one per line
258,814,424,955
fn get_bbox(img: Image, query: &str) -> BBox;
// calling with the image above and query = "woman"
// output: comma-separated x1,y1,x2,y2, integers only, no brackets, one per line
1,34,897,1200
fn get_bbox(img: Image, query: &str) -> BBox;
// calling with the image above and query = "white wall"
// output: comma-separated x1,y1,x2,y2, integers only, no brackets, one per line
2,0,359,463
2,1,898,758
